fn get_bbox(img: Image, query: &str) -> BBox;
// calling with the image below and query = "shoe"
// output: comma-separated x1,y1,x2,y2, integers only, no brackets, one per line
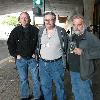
21,98,29,100
28,95,33,100
35,97,42,100
39,95,44,100
34,95,44,100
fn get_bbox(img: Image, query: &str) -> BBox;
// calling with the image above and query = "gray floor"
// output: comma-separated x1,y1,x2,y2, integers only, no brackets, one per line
0,59,100,100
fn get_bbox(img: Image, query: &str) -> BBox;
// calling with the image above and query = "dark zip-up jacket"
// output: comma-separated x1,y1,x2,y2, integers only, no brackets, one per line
7,24,39,58
67,30,100,80
79,31,100,80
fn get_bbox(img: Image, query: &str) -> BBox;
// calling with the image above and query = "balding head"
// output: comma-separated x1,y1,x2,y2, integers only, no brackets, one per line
18,12,31,27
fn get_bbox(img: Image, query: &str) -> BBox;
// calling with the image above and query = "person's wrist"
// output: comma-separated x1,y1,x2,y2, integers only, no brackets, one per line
17,55,21,59
32,54,35,58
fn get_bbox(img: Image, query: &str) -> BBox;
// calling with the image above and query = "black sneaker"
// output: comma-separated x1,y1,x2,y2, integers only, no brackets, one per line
21,98,29,100
34,95,44,100
28,95,33,100
40,95,44,100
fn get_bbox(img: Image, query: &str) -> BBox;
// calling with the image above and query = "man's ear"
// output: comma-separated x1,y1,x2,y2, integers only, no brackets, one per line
18,16,20,21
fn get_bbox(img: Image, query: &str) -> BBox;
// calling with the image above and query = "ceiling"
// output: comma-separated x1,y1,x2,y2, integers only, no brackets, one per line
0,0,99,21
0,0,83,17
0,0,33,15
45,0,83,16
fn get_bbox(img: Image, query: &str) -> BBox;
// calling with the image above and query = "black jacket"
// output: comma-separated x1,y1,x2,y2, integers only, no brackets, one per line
7,24,39,58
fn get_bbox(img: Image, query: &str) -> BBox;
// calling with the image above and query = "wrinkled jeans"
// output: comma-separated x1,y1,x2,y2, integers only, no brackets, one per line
16,58,40,99
70,71,93,100
39,58,66,100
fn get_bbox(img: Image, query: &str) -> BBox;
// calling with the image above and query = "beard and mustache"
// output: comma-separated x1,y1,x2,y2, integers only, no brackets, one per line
72,27,86,35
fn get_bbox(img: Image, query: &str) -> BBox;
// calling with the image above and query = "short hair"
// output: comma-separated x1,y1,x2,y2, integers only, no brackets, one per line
72,14,84,22
44,12,56,20
18,12,31,22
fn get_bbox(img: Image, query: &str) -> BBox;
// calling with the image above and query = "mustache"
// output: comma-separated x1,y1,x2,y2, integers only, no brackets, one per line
73,27,85,34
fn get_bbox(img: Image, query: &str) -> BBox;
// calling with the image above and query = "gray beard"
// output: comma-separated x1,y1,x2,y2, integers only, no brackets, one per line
73,31,81,35
72,28,85,35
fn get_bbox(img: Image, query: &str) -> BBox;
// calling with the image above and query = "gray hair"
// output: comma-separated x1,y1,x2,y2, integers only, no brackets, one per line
44,12,56,20
72,14,84,23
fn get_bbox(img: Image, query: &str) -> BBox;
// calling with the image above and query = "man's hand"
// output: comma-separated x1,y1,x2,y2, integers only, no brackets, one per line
17,55,21,59
73,48,82,55
32,54,35,58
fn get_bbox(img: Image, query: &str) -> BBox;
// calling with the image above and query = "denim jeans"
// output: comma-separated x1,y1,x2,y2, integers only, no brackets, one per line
16,58,40,99
70,71,93,100
39,58,66,100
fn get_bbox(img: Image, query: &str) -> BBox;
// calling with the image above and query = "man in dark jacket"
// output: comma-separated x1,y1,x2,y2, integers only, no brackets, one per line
67,15,100,100
7,12,40,100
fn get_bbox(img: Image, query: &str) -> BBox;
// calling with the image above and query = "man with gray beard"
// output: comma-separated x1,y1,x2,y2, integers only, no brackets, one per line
67,15,100,100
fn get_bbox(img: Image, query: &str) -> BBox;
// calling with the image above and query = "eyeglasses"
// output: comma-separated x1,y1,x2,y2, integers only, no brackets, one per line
44,19,54,22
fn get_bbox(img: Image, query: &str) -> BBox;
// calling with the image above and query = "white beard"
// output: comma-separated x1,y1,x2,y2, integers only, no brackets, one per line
72,27,86,35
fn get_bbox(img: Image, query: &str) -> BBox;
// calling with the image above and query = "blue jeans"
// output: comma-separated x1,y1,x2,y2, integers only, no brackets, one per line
39,58,66,100
16,58,40,99
70,71,93,100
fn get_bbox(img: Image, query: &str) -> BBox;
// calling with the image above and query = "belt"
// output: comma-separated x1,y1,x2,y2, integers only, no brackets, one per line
22,57,33,60
40,57,62,63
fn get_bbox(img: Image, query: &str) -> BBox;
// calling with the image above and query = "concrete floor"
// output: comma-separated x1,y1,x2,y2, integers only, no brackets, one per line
0,59,100,100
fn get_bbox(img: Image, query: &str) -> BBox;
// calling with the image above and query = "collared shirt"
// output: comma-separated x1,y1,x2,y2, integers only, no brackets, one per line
40,27,63,60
